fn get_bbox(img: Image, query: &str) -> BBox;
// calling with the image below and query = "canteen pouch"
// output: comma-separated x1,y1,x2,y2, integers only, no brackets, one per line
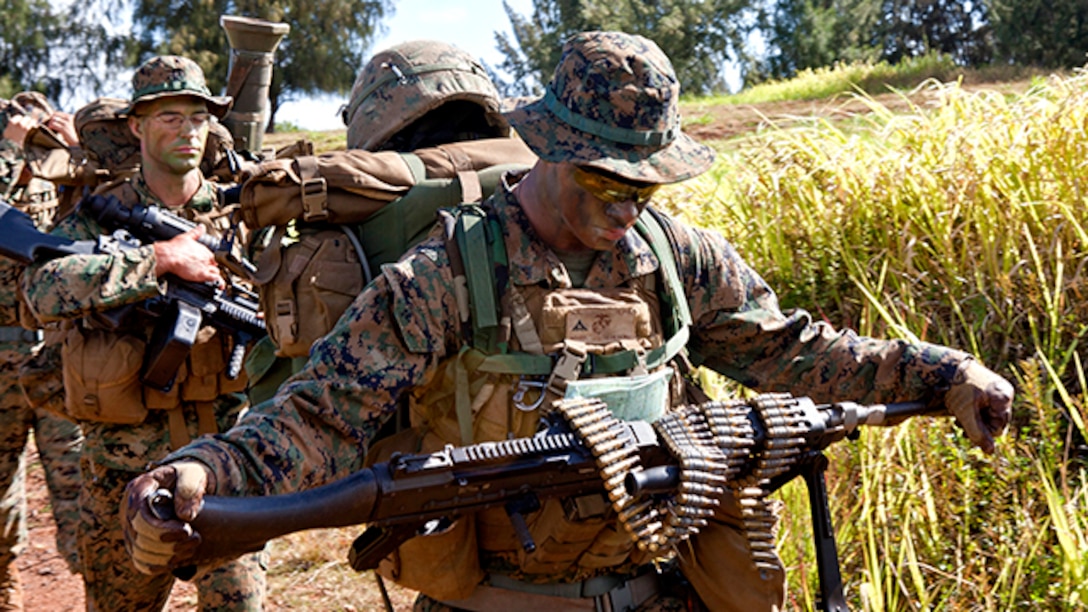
62,326,148,423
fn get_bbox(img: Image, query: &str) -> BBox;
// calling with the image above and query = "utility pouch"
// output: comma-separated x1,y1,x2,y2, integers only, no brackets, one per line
255,226,366,357
62,326,148,423
182,330,230,401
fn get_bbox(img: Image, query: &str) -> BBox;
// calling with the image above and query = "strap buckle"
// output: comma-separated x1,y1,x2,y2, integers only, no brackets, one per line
547,345,587,397
300,176,328,222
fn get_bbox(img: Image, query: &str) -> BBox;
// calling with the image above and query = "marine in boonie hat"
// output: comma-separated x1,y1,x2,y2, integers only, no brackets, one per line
0,92,54,137
12,91,55,123
123,55,232,118
504,31,715,184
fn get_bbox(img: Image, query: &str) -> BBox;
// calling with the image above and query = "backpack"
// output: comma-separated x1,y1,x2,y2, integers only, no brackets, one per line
244,137,536,359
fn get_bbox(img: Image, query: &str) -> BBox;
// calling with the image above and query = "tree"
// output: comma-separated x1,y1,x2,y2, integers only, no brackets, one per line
130,0,392,131
757,0,884,81
989,0,1088,67
494,0,761,97
759,0,992,83
877,0,991,65
0,0,64,99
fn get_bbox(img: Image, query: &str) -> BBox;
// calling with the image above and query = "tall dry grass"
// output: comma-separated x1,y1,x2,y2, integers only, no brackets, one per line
662,71,1088,610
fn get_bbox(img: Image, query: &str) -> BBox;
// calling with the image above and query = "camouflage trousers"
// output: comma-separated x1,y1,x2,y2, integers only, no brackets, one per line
0,368,83,574
79,457,267,612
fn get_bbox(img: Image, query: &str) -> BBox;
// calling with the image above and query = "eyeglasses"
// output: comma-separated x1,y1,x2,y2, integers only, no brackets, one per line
143,111,211,131
572,165,660,205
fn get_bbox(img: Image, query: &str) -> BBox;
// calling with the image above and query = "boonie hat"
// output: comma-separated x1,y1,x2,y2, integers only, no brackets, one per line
74,97,140,172
344,40,507,151
12,91,55,123
124,55,232,118
0,93,55,137
504,31,714,184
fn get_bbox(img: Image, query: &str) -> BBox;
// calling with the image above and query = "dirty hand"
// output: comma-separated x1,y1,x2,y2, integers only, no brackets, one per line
944,360,1014,454
121,462,211,575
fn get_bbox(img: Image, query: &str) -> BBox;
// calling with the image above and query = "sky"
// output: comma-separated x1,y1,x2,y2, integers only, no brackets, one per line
277,0,535,131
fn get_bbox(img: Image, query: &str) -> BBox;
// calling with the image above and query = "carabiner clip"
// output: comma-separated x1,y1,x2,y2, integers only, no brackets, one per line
512,377,547,412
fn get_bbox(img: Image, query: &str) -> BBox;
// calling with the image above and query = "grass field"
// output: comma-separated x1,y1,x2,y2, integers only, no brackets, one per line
258,60,1088,611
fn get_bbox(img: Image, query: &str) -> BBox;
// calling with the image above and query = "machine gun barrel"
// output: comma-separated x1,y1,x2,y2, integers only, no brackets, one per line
626,398,934,496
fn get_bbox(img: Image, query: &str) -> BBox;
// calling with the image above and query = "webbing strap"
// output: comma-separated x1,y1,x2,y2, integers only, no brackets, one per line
454,346,474,445
454,206,499,338
635,210,692,333
398,152,427,183
167,408,189,451
476,326,689,376
296,156,329,222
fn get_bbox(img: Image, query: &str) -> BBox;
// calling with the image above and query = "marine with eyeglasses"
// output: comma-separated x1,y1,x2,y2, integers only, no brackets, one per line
20,55,266,612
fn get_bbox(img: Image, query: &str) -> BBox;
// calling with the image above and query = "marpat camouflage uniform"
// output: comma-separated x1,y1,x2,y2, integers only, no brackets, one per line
20,56,265,611
0,127,84,577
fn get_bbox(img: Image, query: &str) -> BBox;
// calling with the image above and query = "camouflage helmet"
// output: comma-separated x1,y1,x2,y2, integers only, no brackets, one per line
75,97,141,173
504,31,714,184
343,40,508,151
124,55,232,118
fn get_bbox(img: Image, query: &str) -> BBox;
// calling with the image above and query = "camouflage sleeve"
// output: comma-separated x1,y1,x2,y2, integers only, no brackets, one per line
165,236,461,497
21,209,161,322
659,213,969,405
0,258,23,326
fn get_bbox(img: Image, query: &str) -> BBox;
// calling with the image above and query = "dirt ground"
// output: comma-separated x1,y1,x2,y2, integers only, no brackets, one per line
18,440,198,611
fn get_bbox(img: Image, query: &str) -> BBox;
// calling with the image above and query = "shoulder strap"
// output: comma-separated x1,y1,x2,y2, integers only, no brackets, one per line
449,203,506,352
635,208,692,335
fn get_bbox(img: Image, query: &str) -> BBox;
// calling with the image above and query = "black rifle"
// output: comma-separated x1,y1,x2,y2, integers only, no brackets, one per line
152,394,943,612
0,198,264,391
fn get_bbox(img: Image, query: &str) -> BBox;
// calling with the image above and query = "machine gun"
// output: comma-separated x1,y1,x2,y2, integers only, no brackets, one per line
0,197,264,391
151,394,944,611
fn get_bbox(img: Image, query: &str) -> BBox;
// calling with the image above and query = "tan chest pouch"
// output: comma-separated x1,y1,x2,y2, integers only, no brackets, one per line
61,325,246,424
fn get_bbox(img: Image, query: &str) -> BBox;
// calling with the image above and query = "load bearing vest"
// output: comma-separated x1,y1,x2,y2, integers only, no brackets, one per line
447,204,694,445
